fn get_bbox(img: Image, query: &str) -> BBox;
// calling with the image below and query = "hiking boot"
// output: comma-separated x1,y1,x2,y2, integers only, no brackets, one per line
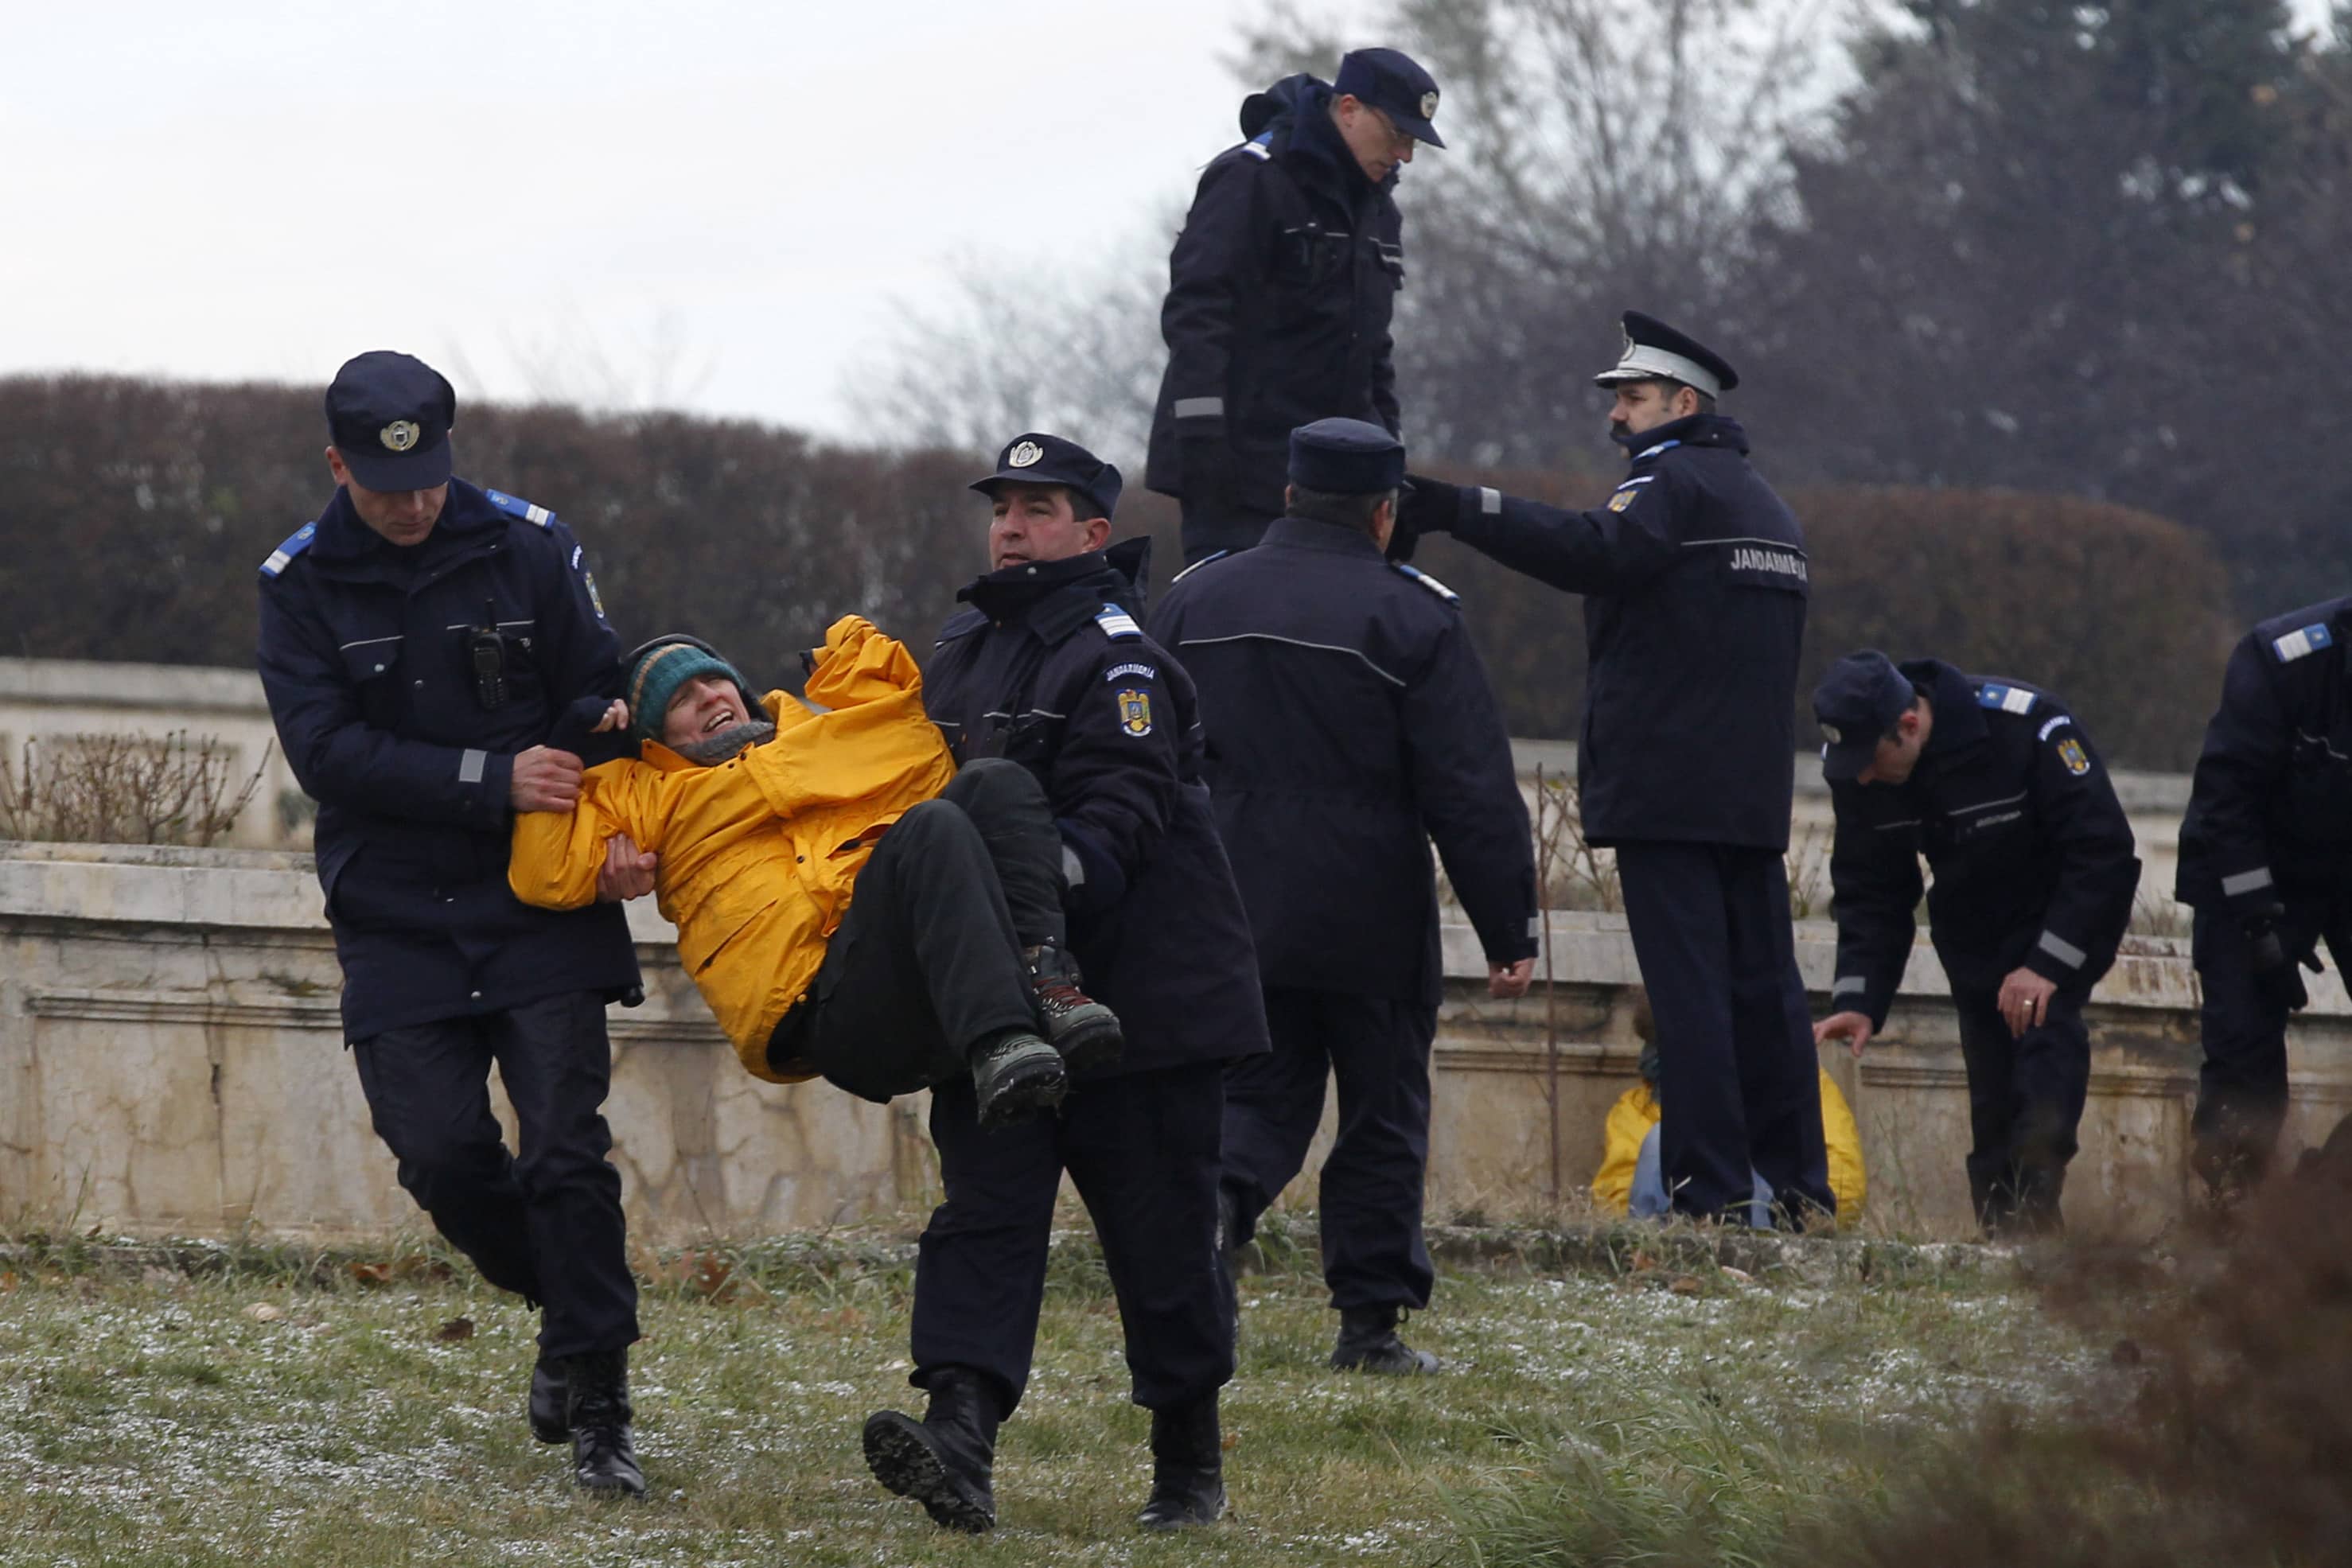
971,1029,1066,1130
1024,943,1123,1072
528,1352,568,1444
1137,1396,1226,1530
565,1348,646,1497
1330,1305,1440,1375
863,1367,1002,1533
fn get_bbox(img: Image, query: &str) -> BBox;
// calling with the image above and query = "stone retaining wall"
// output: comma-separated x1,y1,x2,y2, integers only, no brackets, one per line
4,843,2346,1244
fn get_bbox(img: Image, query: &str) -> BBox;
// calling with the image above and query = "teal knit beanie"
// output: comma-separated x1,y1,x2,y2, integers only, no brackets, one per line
626,640,757,746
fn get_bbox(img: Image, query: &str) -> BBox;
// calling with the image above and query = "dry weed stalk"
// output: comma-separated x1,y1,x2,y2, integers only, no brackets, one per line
0,731,272,846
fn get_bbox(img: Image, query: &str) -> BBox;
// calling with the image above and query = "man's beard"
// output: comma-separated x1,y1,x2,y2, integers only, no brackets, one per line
672,717,777,766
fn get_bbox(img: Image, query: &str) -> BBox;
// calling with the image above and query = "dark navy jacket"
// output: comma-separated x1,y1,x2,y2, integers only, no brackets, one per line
2179,597,2352,914
1147,518,1539,1004
1146,74,1405,515
925,541,1271,1077
1443,414,1806,850
1824,660,2141,1028
256,479,640,1040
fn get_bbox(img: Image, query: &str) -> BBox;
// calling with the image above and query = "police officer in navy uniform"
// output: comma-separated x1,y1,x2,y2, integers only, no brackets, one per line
1810,652,2140,1233
1151,418,1538,1374
1147,48,1444,566
1397,313,1834,1224
2177,598,2352,1194
861,434,1269,1534
255,352,647,1495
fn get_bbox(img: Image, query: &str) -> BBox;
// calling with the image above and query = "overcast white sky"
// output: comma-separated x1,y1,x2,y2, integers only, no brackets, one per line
3,0,2335,442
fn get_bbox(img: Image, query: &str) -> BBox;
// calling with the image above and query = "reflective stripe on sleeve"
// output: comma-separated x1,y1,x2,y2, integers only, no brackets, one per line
1832,975,1870,998
1480,487,1501,515
1061,843,1085,887
2038,930,2087,970
1173,397,1224,419
458,749,488,785
2221,867,2276,897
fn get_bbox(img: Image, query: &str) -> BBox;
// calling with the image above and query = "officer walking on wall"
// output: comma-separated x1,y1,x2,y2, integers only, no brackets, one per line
1396,313,1835,1225
860,434,1268,1533
255,352,650,1495
1151,418,1538,1374
1811,652,2140,1234
2177,598,2352,1195
1147,48,1444,565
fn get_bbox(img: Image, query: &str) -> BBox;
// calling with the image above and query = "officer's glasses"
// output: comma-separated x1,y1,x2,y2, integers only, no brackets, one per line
1366,107,1416,155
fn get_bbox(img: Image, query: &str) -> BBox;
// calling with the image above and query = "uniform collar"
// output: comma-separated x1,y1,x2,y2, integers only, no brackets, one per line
958,551,1127,642
306,477,507,566
1616,412,1750,463
1263,515,1388,557
1910,658,1988,766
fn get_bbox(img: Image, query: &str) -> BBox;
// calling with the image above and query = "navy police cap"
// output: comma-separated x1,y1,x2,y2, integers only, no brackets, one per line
1595,310,1739,399
971,432,1122,522
1289,417,1406,495
1334,47,1445,148
1813,650,1918,784
327,350,456,492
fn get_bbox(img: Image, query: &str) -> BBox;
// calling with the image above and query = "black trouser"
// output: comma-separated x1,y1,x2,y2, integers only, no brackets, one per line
351,990,638,1359
2191,897,2352,1185
770,759,1063,1102
912,1062,1232,1414
1178,496,1283,566
1220,987,1440,1312
1615,841,1834,1224
1950,975,2092,1229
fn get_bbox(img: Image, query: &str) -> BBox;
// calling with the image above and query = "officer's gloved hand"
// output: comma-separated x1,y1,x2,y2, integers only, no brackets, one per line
2244,905,2315,1013
1180,434,1236,508
1399,474,1462,538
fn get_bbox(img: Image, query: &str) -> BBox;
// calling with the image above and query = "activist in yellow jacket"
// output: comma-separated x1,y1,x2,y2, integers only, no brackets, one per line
1592,1070,1868,1220
508,616,956,1082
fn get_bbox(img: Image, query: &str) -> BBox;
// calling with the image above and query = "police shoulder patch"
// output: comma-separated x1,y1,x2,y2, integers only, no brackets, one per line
1094,605,1142,640
2057,737,2092,776
2272,623,2334,663
1976,683,2037,716
1115,688,1154,737
259,521,317,578
1170,550,1228,585
1392,562,1459,603
483,488,557,528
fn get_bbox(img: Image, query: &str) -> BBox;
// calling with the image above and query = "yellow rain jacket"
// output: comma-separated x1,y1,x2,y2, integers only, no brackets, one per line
508,616,956,1082
1591,1070,1868,1220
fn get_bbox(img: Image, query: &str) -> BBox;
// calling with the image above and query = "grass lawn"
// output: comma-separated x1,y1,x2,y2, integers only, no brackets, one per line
0,1221,2100,1567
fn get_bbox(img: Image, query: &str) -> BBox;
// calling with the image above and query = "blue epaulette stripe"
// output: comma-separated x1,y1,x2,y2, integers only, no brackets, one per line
2273,623,2334,663
1096,605,1143,640
484,488,556,527
1393,562,1460,603
258,521,317,578
1977,683,2037,715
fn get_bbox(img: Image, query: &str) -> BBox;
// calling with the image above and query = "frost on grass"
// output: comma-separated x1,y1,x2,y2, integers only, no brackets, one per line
0,1233,2085,1567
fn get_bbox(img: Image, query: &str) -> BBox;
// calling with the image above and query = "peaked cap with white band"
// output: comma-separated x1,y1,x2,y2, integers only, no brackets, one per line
1593,310,1740,400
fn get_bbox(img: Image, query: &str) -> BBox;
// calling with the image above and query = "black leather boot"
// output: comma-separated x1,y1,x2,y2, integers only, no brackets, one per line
1137,1396,1226,1530
566,1348,646,1497
1330,1305,1440,1375
863,1367,1003,1532
528,1353,568,1444
970,1029,1067,1130
1025,942,1123,1072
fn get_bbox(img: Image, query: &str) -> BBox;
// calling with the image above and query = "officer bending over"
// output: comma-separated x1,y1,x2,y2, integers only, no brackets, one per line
2178,598,2352,1194
1399,313,1835,1226
255,352,647,1494
509,620,1100,1128
859,434,1268,1535
1147,48,1444,565
1813,652,2140,1234
1152,419,1537,1375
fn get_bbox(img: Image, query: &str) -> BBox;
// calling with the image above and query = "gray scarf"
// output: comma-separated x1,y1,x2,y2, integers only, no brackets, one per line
671,718,777,767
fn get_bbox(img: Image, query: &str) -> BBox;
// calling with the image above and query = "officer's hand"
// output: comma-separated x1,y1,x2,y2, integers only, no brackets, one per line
1399,474,1462,537
596,831,657,902
1997,967,2059,1037
1814,1010,1875,1058
590,699,629,735
2244,910,2313,1012
510,745,584,812
1488,957,1536,999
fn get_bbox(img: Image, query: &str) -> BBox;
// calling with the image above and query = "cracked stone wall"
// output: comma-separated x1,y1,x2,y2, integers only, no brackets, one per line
3,844,2346,1243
